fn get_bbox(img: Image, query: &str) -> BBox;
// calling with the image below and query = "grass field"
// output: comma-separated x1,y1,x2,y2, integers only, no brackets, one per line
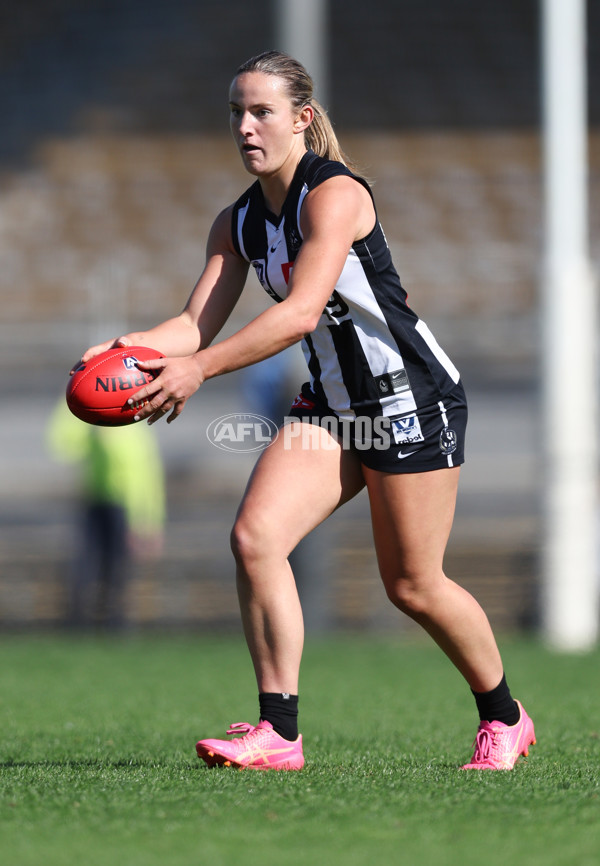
1,633,599,866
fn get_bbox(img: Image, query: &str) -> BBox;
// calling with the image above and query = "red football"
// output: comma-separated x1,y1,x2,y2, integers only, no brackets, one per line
66,346,165,426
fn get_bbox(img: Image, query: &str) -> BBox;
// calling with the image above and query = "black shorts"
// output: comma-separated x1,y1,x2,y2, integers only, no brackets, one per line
285,381,467,474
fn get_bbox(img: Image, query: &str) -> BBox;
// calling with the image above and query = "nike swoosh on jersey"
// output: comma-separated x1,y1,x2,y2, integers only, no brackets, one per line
397,450,419,460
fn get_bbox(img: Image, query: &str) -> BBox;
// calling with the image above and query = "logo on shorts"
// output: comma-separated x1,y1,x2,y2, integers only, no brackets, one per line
390,413,425,445
439,427,458,455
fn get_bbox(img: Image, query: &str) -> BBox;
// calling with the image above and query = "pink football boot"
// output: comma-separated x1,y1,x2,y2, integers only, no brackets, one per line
461,700,536,770
196,720,304,770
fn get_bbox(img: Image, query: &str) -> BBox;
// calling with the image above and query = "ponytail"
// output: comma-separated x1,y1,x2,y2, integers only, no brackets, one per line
305,98,360,172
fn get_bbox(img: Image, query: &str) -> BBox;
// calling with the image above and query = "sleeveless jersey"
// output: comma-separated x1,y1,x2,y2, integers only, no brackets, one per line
231,150,460,421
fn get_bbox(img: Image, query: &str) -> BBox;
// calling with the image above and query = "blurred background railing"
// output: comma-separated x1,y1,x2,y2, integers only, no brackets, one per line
0,0,598,632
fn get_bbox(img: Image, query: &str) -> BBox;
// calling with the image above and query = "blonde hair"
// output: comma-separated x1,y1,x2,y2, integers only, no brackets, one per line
235,50,361,174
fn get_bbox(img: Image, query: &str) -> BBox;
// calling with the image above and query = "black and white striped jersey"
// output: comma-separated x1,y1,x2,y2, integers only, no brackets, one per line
231,150,460,420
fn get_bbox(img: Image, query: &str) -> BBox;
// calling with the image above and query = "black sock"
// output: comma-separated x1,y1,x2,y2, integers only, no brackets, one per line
471,674,520,726
259,692,299,741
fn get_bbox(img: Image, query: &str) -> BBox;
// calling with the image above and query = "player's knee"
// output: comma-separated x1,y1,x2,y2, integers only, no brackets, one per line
385,583,415,615
230,512,271,569
230,517,253,567
384,573,435,618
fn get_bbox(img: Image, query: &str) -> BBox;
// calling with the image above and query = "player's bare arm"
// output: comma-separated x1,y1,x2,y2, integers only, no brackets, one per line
131,176,374,424
76,207,248,423
79,206,247,366
194,176,374,377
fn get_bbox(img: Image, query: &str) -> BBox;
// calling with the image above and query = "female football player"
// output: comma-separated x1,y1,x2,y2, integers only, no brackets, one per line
79,50,534,771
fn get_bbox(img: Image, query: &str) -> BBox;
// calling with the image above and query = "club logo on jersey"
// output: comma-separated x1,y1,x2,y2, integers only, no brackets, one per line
439,427,458,455
390,413,425,445
287,227,301,251
206,413,279,453
375,368,410,395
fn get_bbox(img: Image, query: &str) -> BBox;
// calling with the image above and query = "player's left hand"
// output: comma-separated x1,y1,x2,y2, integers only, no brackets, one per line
129,355,205,424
